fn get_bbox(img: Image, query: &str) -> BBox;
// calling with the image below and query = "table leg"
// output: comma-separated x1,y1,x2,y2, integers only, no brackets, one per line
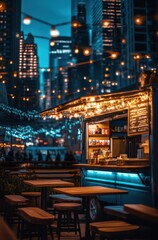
41,187,47,210
83,196,91,240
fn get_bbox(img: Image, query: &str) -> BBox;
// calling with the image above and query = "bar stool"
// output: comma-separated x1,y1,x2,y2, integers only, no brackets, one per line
90,220,140,240
21,191,41,207
53,202,82,240
49,193,82,215
4,195,29,227
49,193,82,203
17,207,54,240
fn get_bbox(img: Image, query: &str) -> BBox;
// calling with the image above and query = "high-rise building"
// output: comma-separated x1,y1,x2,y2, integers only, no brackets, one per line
18,32,40,110
49,36,72,107
88,0,121,94
43,70,52,110
0,0,21,106
72,0,86,18
120,0,158,88
70,2,91,100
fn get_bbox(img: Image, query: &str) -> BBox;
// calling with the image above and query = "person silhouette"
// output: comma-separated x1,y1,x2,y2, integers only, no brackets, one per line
55,151,61,161
45,150,51,162
38,150,43,162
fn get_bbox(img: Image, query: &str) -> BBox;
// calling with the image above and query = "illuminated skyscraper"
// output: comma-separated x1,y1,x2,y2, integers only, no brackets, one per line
18,32,39,110
70,2,91,100
120,0,158,88
0,0,21,106
49,36,72,107
88,0,121,94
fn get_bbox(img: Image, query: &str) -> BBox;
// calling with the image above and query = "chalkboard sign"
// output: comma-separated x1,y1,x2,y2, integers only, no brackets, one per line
128,101,149,136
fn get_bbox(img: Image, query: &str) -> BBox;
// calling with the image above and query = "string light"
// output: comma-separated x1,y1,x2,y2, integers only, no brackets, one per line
3,119,81,140
40,90,149,119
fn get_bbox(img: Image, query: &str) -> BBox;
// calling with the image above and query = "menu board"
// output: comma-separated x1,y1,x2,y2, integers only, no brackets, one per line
128,101,149,136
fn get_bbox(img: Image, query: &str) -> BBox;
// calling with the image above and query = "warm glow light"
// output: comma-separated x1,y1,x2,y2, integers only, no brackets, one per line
83,48,91,56
135,17,143,25
74,48,79,54
72,20,81,28
111,53,118,59
121,38,126,44
145,54,150,59
0,2,6,11
102,20,110,27
50,26,59,37
41,90,149,120
133,54,141,60
13,72,17,77
23,16,31,25
50,40,55,46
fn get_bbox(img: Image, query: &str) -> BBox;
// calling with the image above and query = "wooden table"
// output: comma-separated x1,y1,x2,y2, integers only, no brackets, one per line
24,179,74,210
124,204,158,224
124,204,158,239
54,186,128,240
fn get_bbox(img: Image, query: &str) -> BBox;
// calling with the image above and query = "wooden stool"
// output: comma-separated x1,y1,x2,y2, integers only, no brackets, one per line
49,193,82,203
4,195,29,227
21,192,41,207
53,202,82,240
17,207,54,240
90,220,140,240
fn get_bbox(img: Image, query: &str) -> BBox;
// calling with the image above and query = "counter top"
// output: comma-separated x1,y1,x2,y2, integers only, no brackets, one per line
73,162,149,173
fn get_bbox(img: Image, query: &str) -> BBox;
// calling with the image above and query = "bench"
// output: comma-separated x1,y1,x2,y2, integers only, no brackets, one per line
17,207,55,239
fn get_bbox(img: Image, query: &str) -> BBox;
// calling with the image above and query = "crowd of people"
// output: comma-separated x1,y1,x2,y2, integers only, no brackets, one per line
0,147,77,163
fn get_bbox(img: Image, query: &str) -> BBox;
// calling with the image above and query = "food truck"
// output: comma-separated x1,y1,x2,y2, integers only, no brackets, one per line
41,83,158,220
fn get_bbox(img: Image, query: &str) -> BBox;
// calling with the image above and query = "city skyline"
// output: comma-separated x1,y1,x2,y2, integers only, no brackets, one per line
21,0,71,69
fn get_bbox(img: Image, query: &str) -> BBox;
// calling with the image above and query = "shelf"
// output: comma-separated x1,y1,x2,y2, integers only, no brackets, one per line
89,134,109,137
89,145,110,148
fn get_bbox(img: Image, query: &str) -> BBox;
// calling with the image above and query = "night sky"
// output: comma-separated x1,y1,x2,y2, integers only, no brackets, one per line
21,0,71,69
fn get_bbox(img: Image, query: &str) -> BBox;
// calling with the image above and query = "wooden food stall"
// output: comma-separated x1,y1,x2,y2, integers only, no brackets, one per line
41,84,158,220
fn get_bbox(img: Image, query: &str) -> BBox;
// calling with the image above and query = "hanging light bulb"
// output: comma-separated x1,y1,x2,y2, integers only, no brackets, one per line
83,48,91,56
23,16,31,25
0,2,6,11
50,39,55,46
50,25,59,37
